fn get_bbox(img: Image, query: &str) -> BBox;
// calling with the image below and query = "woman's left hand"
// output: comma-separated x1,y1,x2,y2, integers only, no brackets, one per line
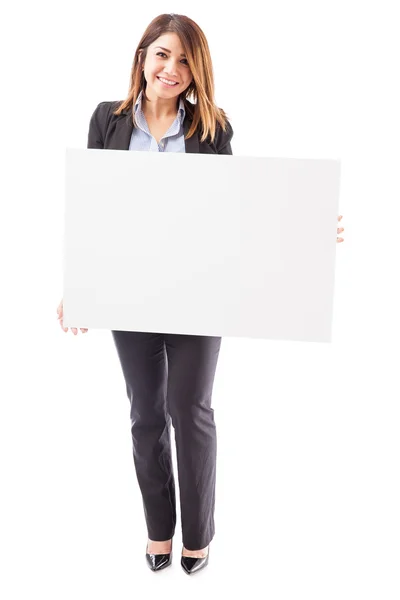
337,215,344,243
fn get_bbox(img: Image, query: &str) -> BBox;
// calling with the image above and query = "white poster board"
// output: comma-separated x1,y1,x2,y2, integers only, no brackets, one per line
63,148,340,342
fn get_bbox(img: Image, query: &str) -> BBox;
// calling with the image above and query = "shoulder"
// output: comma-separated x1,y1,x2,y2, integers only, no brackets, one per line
87,101,125,149
90,100,123,121
184,100,234,152
183,98,233,139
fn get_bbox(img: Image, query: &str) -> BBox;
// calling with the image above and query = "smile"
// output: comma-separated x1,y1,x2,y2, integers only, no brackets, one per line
157,77,178,86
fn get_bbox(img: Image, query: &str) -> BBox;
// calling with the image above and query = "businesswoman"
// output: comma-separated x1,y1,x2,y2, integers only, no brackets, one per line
57,12,345,576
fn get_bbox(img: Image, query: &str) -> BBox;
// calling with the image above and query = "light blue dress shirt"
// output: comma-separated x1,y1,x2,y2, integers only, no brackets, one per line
129,90,186,153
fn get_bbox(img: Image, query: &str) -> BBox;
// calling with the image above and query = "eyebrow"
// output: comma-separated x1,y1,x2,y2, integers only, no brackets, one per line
154,46,186,57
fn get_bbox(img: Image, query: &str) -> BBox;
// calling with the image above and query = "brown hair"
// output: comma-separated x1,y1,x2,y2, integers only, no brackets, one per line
113,13,230,143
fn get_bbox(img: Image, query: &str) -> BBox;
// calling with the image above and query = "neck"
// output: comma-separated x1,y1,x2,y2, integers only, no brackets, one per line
142,89,179,120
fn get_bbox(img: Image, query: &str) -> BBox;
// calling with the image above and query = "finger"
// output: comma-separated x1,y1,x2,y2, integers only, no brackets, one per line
337,227,344,233
59,318,68,332
338,215,343,221
337,237,344,242
72,328,78,335
81,328,88,333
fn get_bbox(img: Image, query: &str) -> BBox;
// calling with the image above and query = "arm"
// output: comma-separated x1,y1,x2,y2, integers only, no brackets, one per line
216,119,234,155
87,101,112,149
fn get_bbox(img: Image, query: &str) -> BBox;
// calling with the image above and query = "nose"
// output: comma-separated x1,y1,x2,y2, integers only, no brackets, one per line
163,58,179,77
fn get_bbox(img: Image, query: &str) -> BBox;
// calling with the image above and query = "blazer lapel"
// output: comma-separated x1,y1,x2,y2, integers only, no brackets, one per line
110,110,134,150
110,106,200,153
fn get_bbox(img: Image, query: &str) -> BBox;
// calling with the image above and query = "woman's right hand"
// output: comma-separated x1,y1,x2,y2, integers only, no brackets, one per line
57,299,88,335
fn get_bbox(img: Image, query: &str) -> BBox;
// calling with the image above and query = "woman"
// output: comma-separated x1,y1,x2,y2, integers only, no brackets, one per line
57,13,345,576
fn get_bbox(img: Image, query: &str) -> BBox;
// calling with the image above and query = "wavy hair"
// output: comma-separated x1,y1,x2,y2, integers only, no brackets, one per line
113,13,230,143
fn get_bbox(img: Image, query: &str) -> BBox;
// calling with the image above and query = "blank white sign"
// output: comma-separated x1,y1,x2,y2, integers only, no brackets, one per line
62,148,340,342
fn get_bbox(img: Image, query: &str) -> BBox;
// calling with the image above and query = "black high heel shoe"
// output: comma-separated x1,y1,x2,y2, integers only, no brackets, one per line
181,546,209,575
145,541,173,572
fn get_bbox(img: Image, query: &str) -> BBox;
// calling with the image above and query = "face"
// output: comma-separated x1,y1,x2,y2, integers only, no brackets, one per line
141,33,193,102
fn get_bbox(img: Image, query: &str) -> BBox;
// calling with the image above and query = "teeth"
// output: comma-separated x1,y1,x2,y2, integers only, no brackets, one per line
159,77,177,86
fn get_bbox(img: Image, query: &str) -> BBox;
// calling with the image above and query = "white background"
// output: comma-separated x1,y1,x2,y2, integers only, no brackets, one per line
1,1,399,598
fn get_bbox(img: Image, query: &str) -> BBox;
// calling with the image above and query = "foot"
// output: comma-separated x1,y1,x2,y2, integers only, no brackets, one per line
182,545,209,558
147,538,172,555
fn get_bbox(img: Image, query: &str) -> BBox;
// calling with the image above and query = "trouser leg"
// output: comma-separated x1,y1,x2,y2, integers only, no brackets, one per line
164,333,222,550
111,330,176,541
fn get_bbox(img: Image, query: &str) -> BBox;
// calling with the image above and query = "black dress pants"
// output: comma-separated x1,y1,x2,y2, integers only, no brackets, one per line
111,330,222,550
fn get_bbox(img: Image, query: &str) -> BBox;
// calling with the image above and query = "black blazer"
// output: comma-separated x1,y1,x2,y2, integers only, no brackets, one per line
87,100,233,155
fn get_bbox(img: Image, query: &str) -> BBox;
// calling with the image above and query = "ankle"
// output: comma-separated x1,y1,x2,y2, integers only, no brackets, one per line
147,538,172,554
182,545,209,558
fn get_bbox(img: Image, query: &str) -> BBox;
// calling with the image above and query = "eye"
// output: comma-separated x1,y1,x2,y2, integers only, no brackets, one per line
156,52,189,66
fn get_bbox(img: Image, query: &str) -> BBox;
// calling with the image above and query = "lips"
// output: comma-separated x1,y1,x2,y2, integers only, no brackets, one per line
157,76,178,85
